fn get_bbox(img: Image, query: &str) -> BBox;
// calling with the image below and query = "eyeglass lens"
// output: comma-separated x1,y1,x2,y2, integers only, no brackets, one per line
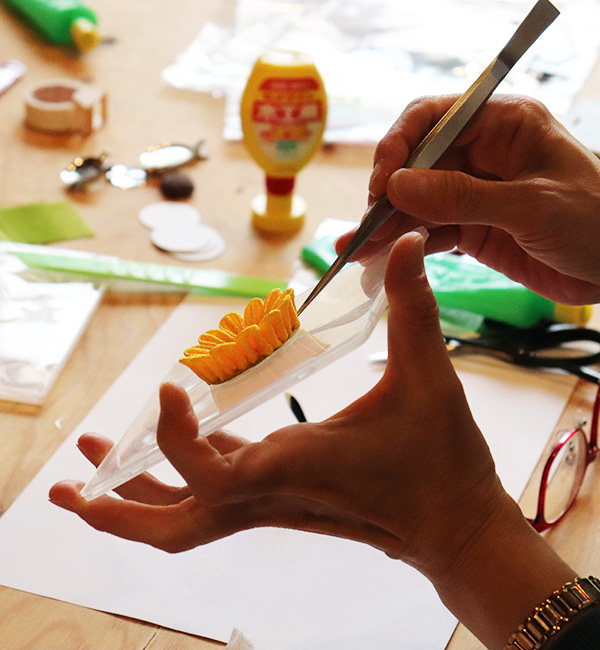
519,429,588,526
543,430,587,525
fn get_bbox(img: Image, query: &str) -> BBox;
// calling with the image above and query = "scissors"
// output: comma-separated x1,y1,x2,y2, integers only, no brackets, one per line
368,322,600,384
297,0,559,316
446,322,600,384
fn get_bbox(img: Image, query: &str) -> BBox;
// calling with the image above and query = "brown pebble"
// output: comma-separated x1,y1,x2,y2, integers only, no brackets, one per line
160,172,194,199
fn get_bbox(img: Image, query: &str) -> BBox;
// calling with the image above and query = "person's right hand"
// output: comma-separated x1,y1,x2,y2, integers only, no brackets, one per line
340,95,600,305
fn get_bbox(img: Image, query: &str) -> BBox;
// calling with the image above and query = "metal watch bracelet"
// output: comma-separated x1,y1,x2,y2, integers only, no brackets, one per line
504,576,600,650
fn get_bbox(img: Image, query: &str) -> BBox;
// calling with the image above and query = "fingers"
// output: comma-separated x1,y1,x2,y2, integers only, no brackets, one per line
75,433,189,505
383,230,455,384
49,478,404,555
156,382,250,503
156,382,325,506
368,95,560,241
49,480,208,552
385,168,530,232
369,95,461,202
206,429,251,455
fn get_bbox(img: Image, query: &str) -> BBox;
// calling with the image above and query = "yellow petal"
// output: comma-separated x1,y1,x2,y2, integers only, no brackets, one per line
242,323,275,357
211,342,250,376
235,326,262,364
284,297,301,330
260,310,288,346
263,288,282,312
276,295,296,332
184,344,212,356
180,354,223,384
199,329,235,345
271,288,293,310
243,298,264,326
220,312,244,335
196,341,220,351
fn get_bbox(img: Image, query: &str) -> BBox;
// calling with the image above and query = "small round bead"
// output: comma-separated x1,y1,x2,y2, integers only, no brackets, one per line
160,172,195,199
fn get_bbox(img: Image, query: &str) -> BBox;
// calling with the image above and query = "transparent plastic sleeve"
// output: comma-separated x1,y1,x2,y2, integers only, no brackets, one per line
80,243,391,500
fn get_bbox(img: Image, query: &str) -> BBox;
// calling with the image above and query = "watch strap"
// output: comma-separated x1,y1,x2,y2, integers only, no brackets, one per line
505,576,600,650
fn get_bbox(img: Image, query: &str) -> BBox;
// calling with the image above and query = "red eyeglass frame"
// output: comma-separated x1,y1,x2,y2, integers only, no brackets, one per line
527,384,599,533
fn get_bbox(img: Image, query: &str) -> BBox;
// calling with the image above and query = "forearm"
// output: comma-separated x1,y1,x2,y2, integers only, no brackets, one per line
429,494,576,649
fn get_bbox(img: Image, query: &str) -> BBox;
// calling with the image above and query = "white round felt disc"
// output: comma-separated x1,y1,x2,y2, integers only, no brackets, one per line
173,227,226,261
150,222,222,254
138,201,201,230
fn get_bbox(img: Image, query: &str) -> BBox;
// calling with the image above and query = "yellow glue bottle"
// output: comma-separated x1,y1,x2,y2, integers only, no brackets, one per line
241,50,327,235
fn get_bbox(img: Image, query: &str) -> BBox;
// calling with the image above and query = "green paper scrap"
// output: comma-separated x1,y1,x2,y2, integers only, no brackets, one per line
11,245,285,299
0,201,94,244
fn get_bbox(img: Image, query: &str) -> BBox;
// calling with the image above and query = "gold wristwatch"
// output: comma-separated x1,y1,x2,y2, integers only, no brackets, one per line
505,576,600,650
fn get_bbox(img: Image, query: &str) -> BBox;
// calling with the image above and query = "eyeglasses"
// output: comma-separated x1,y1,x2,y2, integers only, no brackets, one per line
520,384,599,533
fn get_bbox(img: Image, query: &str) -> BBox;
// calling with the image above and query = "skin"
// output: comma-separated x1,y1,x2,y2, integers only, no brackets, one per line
339,94,600,305
50,95,600,648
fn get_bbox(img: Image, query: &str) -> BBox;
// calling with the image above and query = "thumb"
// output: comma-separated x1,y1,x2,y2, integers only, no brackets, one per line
387,167,524,227
384,230,453,383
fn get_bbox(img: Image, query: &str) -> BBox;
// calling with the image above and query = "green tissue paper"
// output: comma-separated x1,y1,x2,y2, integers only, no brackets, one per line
0,201,94,244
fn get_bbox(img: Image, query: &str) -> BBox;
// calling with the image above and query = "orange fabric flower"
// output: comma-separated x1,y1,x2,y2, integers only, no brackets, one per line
180,288,300,384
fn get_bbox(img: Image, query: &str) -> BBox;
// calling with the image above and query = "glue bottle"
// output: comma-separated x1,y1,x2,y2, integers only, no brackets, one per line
425,253,592,328
241,50,327,234
3,0,100,52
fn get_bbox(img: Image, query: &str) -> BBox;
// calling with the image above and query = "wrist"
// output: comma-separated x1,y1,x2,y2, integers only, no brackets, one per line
427,490,576,649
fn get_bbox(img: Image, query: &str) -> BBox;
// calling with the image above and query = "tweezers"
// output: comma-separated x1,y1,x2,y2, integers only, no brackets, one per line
298,0,559,315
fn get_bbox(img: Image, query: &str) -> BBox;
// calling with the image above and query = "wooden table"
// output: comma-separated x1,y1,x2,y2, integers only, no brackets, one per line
0,2,599,648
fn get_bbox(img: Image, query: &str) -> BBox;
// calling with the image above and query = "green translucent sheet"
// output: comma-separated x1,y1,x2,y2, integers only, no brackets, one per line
6,242,284,298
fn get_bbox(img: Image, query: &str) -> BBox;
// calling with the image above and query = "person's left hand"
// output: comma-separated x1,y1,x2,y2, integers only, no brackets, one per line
49,230,580,650
49,231,509,579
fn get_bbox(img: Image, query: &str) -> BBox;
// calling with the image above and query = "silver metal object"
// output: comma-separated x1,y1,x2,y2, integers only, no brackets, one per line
139,140,207,173
60,140,208,190
297,0,559,316
60,153,111,190
105,164,148,189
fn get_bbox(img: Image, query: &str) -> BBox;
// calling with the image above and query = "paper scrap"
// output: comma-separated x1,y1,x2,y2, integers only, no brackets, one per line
0,201,94,244
226,629,254,650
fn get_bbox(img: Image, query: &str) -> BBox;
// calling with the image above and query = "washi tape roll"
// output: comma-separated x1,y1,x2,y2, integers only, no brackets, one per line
24,78,106,135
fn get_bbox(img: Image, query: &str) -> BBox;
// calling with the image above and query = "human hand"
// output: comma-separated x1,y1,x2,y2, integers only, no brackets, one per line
339,95,600,305
49,230,575,648
49,231,503,564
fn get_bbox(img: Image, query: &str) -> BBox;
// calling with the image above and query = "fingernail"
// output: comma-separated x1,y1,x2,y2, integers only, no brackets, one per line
403,230,427,277
49,495,72,510
390,168,426,198
413,226,430,241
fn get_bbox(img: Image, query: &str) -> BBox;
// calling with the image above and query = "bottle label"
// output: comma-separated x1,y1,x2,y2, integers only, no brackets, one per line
250,77,326,162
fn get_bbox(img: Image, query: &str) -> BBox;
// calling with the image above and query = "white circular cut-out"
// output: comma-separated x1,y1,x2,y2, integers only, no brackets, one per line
173,227,226,261
150,222,221,254
138,201,201,230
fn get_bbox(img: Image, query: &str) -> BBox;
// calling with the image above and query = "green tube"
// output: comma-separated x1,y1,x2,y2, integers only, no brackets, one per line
3,0,100,51
424,253,591,328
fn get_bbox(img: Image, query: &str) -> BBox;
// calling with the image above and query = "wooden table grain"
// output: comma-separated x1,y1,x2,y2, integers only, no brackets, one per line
0,2,599,649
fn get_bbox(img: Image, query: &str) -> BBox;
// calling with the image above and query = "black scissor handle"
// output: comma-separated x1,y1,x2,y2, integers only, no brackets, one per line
512,324,600,367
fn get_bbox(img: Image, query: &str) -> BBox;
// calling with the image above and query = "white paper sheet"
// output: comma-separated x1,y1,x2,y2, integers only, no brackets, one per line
0,297,575,649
